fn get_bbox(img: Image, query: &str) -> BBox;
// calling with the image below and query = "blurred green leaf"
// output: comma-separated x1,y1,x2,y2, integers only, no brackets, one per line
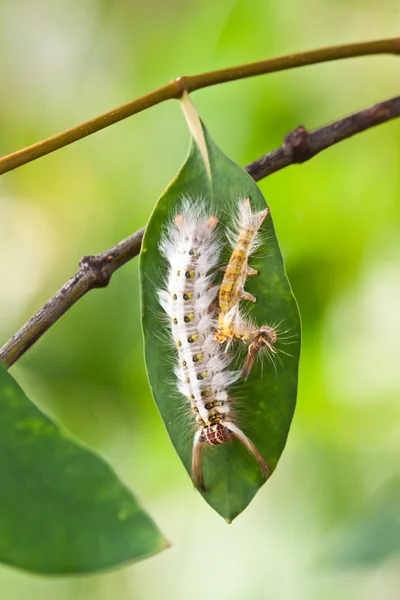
327,478,400,568
0,364,168,574
140,114,301,521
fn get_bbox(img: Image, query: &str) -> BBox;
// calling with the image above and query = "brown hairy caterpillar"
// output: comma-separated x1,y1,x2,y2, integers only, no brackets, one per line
157,201,270,490
214,197,278,379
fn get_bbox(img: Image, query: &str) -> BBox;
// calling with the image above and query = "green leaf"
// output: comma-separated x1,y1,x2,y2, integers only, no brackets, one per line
0,363,168,574
140,104,301,521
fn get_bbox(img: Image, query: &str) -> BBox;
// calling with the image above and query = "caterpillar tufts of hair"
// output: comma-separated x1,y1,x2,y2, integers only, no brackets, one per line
214,197,278,379
158,200,270,490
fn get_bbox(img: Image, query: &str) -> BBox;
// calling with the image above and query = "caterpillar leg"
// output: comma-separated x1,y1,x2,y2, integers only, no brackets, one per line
241,290,257,303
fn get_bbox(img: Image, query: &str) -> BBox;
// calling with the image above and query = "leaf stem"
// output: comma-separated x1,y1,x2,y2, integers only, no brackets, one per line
179,92,210,173
0,37,399,176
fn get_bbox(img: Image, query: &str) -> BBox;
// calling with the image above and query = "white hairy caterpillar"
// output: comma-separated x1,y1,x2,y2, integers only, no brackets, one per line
158,201,269,490
214,197,278,379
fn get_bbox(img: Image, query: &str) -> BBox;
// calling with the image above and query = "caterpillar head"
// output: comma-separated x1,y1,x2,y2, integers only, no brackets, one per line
241,325,277,380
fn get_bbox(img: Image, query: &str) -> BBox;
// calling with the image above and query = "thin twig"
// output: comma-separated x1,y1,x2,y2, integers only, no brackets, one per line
1,95,399,368
245,95,400,179
0,37,399,176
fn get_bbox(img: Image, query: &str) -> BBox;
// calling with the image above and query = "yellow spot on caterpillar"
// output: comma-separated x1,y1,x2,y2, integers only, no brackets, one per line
196,372,207,381
205,400,219,410
208,411,222,423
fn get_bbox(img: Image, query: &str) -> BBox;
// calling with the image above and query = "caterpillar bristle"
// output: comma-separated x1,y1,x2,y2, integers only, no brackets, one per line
225,421,270,479
192,430,205,491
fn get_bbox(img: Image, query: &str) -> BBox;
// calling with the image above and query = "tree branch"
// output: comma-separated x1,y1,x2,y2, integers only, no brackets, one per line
1,95,399,368
245,95,400,179
0,37,399,176
0,228,144,368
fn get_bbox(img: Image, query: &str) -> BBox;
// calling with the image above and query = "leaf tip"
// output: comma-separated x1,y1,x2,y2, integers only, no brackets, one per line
162,538,172,550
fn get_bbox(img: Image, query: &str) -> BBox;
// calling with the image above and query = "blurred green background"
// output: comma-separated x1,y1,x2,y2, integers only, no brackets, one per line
1,0,399,598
